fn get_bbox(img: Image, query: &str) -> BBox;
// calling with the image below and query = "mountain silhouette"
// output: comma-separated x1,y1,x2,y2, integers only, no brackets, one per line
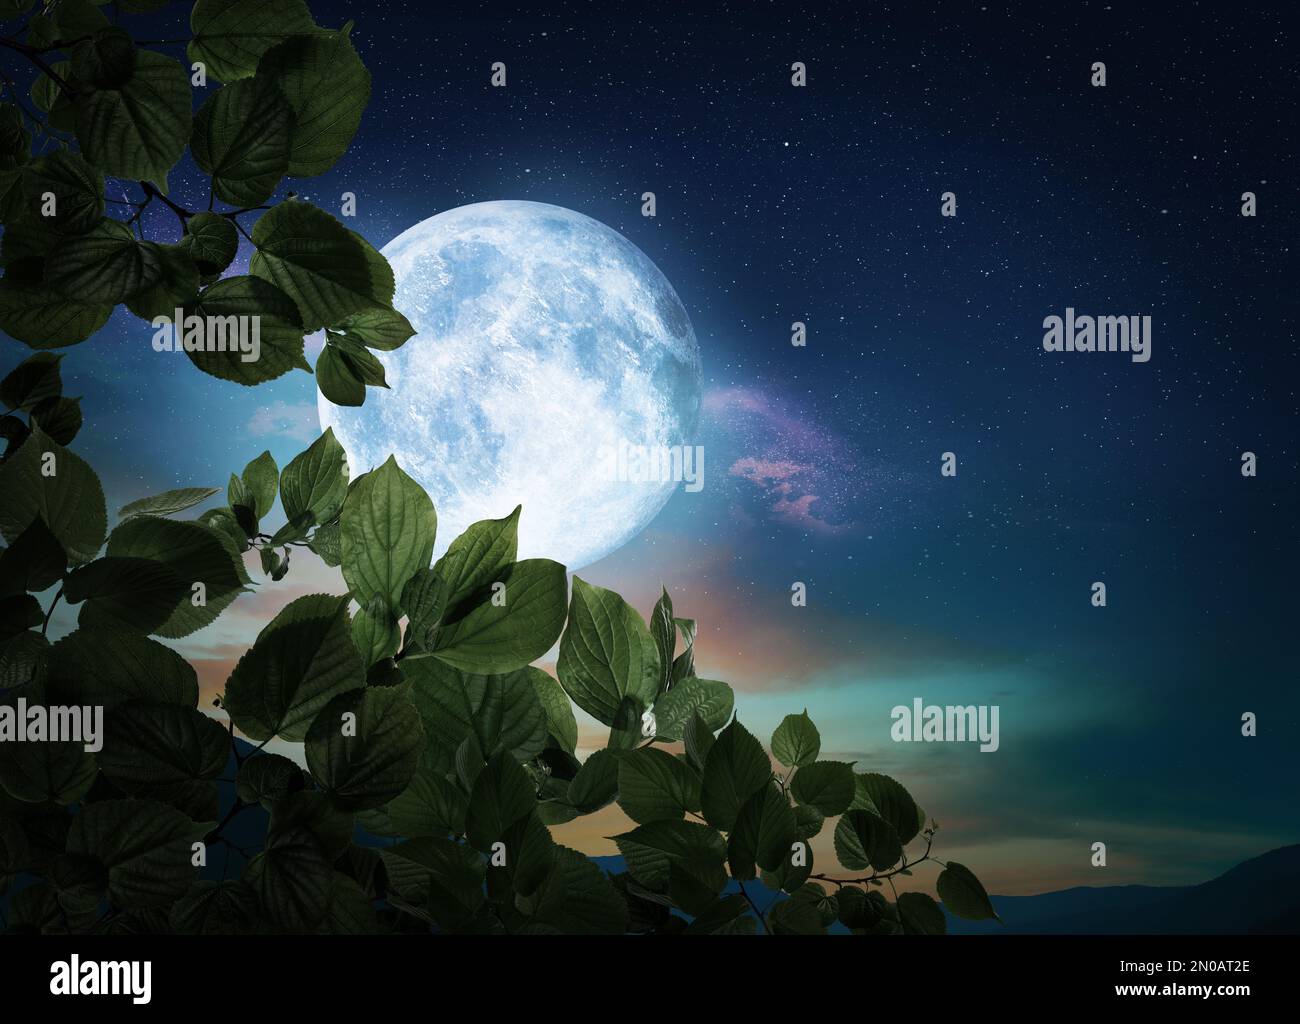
941,845,1300,934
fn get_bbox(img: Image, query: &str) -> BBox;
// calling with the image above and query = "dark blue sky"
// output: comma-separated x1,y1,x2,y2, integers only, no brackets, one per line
3,0,1296,892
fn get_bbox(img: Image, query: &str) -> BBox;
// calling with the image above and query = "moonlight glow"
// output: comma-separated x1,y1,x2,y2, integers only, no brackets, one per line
319,201,703,570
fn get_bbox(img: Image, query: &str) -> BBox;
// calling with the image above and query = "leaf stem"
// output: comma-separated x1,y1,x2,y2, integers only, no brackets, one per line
737,879,771,934
140,180,190,228
41,584,64,636
808,832,938,888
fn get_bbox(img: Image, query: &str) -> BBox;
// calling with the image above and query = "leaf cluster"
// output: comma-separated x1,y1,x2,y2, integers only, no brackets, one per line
0,376,997,934
0,0,411,406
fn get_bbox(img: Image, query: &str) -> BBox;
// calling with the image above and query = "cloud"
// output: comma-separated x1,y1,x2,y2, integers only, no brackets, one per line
729,457,806,487
247,400,320,443
709,389,859,533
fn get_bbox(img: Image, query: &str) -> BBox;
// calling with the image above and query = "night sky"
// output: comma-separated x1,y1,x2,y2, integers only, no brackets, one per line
4,1,1296,894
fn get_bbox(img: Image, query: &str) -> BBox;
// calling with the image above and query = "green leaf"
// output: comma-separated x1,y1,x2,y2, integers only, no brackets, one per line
429,558,567,674
29,395,82,445
727,782,798,880
235,752,305,808
197,506,248,553
433,505,520,616
464,752,535,854
188,0,318,83
104,515,251,637
771,709,821,768
70,26,136,89
0,592,43,640
74,50,192,187
793,802,824,841
335,306,414,350
64,555,187,633
314,340,366,405
0,736,95,805
555,576,659,727
221,592,364,741
850,772,925,845
833,809,903,873
191,74,293,206
565,748,619,814
28,62,76,134
317,871,381,934
326,332,387,387
339,454,435,616
835,886,873,929
790,760,856,817
762,838,814,895
256,26,371,176
0,1,37,23
612,819,726,895
398,565,445,648
387,751,467,838
0,423,106,564
19,151,103,236
897,891,947,934
181,212,238,275
616,746,700,824
305,684,423,811
350,596,399,666
118,486,220,520
0,629,47,690
670,617,696,682
249,201,393,332
240,450,278,518
699,717,770,831
651,675,733,741
53,0,107,39
307,518,340,565
649,587,674,693
530,668,578,755
490,809,556,898
97,701,228,819
45,628,198,708
0,353,62,411
381,836,484,930
66,798,208,909
767,896,825,935
169,880,260,935
683,710,715,772
682,893,751,935
245,826,332,932
266,789,350,857
0,516,65,594
125,242,201,321
405,658,549,763
279,427,348,527
227,472,252,515
182,275,310,385
0,101,29,170
525,845,627,935
937,862,999,921
0,277,111,348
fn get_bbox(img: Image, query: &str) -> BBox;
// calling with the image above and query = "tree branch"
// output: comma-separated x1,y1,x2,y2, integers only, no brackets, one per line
0,35,77,94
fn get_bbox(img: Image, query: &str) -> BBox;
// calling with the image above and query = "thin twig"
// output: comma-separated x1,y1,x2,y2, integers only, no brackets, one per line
41,585,64,636
737,880,771,935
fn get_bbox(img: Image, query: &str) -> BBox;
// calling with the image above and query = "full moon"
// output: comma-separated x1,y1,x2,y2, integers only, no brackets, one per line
319,201,703,571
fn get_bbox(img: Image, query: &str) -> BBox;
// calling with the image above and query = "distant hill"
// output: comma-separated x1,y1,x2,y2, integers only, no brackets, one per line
943,845,1300,934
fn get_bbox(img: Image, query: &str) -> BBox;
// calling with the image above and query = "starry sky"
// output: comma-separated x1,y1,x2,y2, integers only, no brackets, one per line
4,0,1297,895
